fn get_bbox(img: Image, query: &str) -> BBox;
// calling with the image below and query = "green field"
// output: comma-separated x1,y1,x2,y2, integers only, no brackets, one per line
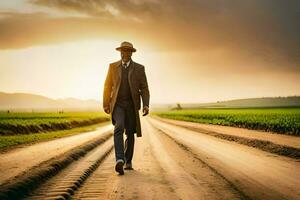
153,107,300,136
0,112,110,135
0,112,111,150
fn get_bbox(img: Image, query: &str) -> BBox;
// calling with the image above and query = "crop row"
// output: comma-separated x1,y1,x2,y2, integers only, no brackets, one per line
154,108,300,136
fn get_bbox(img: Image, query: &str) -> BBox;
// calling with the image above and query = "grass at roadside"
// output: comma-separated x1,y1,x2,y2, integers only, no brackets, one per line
0,112,110,135
152,107,300,136
0,121,110,151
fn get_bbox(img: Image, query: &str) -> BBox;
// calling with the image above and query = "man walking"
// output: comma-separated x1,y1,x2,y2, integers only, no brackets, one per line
103,41,150,175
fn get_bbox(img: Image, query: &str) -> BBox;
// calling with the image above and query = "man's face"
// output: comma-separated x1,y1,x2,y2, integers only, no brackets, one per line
121,49,133,63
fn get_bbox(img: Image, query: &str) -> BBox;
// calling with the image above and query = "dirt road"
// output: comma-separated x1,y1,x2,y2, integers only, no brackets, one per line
2,116,300,200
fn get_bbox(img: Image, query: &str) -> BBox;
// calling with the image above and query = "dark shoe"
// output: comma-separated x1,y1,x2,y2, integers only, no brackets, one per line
115,159,124,175
124,163,134,170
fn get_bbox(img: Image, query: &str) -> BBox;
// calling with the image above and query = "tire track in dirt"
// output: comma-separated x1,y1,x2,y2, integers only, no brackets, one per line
24,138,113,200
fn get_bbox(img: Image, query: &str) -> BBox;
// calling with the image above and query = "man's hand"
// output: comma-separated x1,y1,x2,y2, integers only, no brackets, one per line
142,106,149,116
104,106,110,114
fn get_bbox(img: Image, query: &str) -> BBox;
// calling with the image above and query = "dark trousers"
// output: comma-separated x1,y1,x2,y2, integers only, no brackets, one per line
112,102,136,164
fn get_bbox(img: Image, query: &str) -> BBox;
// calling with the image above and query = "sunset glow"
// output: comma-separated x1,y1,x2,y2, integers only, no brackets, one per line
0,0,299,104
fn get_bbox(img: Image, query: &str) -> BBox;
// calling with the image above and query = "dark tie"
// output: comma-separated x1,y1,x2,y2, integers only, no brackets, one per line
123,63,127,69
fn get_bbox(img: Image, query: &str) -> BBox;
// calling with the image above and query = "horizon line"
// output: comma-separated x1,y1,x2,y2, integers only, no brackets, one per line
1,91,299,105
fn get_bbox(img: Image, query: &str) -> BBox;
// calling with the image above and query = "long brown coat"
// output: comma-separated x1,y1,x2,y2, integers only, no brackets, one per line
103,59,150,137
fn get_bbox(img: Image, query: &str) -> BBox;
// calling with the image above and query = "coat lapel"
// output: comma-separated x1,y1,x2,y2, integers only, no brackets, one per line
128,60,135,82
117,60,122,80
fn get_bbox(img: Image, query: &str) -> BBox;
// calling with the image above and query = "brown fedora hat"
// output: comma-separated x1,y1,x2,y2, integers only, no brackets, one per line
116,41,136,52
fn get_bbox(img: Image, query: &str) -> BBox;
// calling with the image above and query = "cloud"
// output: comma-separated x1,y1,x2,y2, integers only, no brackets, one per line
31,0,162,19
0,0,299,71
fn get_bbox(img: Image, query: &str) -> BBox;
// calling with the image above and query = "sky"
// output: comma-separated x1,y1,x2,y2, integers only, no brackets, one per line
0,0,299,104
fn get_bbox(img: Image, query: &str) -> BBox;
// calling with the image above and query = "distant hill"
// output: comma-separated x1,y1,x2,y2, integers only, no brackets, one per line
171,96,300,110
0,92,101,112
1,92,299,112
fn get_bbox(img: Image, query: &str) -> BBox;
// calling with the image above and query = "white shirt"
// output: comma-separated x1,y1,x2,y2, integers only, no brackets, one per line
121,60,131,68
